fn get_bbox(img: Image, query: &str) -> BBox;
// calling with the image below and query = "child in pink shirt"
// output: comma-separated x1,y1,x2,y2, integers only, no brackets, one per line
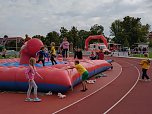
25,57,43,102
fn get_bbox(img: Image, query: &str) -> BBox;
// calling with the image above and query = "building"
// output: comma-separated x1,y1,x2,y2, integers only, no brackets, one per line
148,31,152,40
0,36,24,50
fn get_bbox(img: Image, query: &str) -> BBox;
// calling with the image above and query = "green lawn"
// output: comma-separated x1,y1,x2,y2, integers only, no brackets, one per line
132,52,152,58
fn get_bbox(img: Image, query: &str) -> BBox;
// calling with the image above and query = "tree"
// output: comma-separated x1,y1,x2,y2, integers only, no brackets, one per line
89,24,105,44
45,31,60,46
78,30,90,49
60,27,68,40
110,20,124,44
110,16,150,47
90,24,104,35
68,26,79,48
149,40,152,47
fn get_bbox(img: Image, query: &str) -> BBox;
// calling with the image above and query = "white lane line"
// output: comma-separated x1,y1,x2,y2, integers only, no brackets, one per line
52,63,122,114
103,65,140,114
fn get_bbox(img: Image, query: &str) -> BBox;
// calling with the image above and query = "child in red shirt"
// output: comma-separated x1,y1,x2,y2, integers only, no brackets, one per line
98,49,104,60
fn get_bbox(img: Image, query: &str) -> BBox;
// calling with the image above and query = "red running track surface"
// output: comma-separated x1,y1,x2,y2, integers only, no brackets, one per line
0,57,152,114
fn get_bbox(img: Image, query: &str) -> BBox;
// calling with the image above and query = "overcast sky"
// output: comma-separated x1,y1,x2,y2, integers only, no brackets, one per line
0,0,152,38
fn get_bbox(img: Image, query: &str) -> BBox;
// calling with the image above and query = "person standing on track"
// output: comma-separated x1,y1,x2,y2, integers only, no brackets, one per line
139,53,151,81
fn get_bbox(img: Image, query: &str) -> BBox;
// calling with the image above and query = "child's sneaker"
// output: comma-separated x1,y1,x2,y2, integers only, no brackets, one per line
139,79,144,81
25,98,33,102
145,79,151,81
33,98,41,102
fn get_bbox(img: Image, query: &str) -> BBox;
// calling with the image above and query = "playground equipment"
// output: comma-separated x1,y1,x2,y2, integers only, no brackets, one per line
0,38,112,93
0,36,24,51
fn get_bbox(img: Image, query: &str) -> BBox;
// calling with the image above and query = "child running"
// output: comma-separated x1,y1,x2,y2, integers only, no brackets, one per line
67,60,88,92
44,45,50,62
50,42,57,65
139,53,151,81
25,57,43,102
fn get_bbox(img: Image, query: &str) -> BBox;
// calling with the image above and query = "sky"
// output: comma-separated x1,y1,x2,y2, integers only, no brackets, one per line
0,0,152,38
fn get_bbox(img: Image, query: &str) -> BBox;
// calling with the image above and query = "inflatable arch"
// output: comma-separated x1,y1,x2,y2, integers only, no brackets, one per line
85,35,108,51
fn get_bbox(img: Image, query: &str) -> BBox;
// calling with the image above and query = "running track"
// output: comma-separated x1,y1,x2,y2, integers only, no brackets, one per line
0,57,152,114
53,57,152,114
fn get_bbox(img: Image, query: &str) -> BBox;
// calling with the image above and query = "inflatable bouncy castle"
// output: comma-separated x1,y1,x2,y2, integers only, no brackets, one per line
0,38,112,93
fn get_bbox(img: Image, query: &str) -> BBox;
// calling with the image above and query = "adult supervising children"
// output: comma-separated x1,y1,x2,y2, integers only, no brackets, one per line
139,53,151,81
66,60,88,92
60,37,69,60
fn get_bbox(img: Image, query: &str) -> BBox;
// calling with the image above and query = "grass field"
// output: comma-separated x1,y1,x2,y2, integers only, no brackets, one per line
132,52,152,58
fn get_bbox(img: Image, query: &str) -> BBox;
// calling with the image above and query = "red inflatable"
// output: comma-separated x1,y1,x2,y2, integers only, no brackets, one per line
20,38,44,64
85,35,108,51
0,38,112,93
0,58,112,93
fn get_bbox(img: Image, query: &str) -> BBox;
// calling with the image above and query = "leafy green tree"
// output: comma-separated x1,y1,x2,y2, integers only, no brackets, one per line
60,27,68,40
110,16,150,47
90,24,104,35
110,20,124,44
45,31,60,46
149,40,152,47
89,24,105,44
68,26,79,48
78,30,90,49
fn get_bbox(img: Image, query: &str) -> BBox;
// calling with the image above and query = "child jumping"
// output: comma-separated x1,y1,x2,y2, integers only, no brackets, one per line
50,42,57,65
67,60,88,92
36,46,46,66
25,57,43,102
139,53,151,81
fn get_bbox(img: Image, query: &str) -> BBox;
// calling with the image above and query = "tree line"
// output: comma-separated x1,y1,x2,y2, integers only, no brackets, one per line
110,16,150,48
5,16,151,50
32,24,104,49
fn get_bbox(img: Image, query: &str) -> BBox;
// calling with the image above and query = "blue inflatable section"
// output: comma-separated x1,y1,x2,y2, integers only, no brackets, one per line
72,66,111,87
0,81,70,93
0,61,65,67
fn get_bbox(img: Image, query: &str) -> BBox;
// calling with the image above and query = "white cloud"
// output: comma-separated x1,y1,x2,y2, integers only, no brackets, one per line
0,0,151,38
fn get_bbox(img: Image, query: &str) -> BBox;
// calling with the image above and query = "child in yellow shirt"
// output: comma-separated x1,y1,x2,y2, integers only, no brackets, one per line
50,42,57,65
139,53,151,81
67,60,88,92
